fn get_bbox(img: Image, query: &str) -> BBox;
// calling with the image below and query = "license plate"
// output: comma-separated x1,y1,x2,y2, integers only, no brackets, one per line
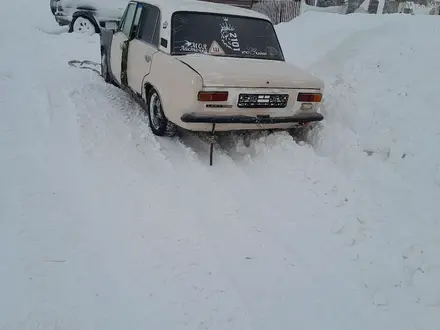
237,94,289,108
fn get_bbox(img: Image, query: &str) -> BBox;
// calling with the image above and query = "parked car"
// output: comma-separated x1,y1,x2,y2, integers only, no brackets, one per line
50,0,128,34
100,0,325,164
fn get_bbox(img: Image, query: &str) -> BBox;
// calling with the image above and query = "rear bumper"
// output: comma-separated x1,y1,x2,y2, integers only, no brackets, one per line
181,112,323,125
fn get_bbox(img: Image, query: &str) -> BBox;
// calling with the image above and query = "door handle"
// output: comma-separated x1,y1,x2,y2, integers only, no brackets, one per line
145,55,151,63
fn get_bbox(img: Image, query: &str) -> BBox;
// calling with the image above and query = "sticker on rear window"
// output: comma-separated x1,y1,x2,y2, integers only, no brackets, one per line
241,47,267,57
208,40,225,55
219,17,240,52
180,40,207,53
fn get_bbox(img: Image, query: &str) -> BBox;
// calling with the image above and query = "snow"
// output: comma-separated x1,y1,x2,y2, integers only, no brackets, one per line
1,2,440,330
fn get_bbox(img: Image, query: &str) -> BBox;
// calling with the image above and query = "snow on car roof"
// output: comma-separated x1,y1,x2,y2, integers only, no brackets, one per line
135,0,271,21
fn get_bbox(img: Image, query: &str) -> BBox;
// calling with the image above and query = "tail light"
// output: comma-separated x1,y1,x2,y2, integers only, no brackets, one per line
198,91,228,102
297,93,322,103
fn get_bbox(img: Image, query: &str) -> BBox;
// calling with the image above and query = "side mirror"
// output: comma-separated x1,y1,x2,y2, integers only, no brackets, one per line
105,21,118,32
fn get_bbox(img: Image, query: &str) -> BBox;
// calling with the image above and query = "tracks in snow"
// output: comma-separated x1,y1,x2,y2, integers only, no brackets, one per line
68,60,101,76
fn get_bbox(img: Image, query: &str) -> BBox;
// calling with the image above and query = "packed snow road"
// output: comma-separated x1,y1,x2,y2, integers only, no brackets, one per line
1,2,440,329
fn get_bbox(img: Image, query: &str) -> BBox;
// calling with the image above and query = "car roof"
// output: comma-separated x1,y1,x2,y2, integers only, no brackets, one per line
135,0,271,21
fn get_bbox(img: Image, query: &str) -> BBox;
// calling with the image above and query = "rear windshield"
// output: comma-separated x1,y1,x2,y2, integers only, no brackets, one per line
170,11,284,61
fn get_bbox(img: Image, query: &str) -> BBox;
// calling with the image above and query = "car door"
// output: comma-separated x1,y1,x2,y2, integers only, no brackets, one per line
127,4,161,95
109,1,138,86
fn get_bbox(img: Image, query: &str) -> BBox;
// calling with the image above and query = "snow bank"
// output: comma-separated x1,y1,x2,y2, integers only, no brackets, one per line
277,12,440,189
278,11,440,325
275,11,392,68
1,3,440,330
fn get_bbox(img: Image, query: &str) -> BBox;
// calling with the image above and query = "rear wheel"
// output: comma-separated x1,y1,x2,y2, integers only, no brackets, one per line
147,89,177,137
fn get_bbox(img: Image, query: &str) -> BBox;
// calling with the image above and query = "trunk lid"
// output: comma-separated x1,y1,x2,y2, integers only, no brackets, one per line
177,54,324,89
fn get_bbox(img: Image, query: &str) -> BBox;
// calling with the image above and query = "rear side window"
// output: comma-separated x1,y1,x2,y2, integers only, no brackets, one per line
138,5,160,46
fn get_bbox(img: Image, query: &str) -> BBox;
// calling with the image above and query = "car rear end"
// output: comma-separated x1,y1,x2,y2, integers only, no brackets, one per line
178,87,324,132
169,10,325,132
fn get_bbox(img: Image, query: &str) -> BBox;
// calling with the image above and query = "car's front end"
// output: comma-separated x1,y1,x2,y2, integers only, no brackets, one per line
50,0,71,26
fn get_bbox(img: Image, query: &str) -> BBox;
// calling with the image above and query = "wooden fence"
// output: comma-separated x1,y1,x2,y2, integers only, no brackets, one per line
203,0,304,24
251,0,303,24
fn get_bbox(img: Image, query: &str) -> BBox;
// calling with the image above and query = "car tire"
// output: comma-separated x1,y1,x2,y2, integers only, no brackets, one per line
69,15,99,35
146,88,177,137
101,52,111,83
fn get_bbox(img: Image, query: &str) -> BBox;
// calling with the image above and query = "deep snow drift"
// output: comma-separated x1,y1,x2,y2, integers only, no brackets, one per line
1,2,440,329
